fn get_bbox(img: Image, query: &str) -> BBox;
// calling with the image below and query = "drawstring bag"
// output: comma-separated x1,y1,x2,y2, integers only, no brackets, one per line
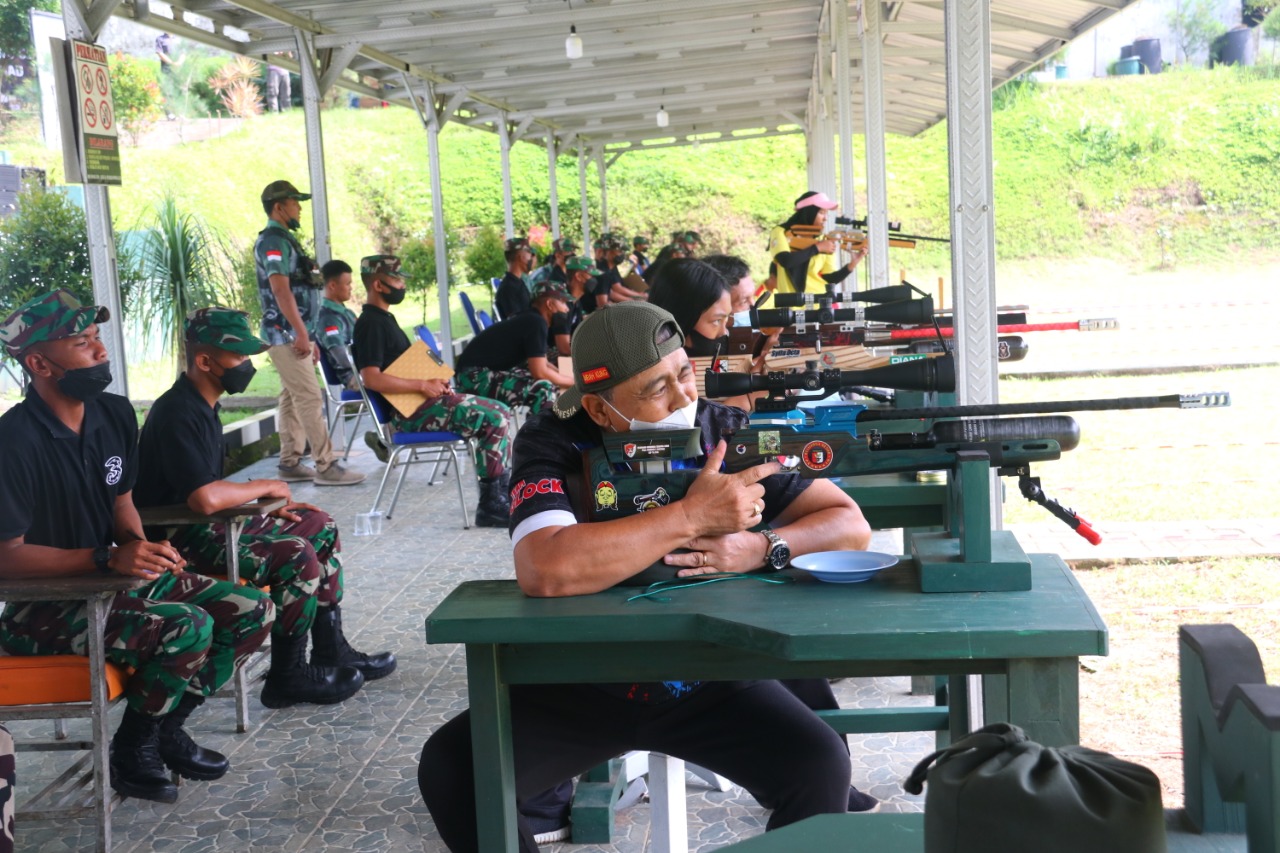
903,723,1166,853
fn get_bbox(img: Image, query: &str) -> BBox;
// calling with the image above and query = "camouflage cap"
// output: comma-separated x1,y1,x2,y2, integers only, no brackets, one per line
566,256,602,275
261,180,311,204
360,254,404,279
504,237,531,252
531,280,572,303
681,230,703,245
185,307,270,355
553,301,684,419
633,235,651,248
553,237,578,254
0,289,110,357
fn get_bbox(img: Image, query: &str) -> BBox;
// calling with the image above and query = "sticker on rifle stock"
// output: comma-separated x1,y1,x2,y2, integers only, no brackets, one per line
819,351,837,368
735,443,747,455
757,431,781,454
595,480,618,512
802,440,834,471
633,487,671,512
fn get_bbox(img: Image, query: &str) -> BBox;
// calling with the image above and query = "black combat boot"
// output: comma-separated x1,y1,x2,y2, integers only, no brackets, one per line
310,605,397,680
474,474,511,528
259,631,364,709
110,708,179,803
157,692,230,781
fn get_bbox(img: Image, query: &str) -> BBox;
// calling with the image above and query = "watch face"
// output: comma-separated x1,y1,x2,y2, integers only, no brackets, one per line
769,543,791,569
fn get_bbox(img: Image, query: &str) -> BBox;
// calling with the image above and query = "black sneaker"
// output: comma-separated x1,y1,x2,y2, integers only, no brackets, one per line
848,785,880,813
527,815,570,845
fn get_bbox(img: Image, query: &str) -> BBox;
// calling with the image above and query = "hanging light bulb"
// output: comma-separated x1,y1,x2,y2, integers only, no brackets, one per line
656,105,669,128
565,24,583,59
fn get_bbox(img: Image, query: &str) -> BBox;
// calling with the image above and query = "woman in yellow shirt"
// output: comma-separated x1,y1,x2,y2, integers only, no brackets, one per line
766,191,865,300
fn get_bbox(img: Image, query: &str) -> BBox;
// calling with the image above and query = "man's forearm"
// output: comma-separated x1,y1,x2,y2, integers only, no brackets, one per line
187,479,281,515
0,541,97,580
774,505,870,556
360,367,425,396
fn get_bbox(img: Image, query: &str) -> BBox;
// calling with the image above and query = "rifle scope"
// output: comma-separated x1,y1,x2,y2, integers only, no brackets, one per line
753,296,933,328
773,284,913,306
705,354,955,397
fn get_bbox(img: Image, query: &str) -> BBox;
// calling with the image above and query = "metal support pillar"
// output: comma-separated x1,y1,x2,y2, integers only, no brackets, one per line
594,150,609,233
427,123,454,365
293,29,332,264
806,28,838,200
61,4,127,396
498,115,514,239
861,0,890,289
831,0,857,220
546,133,561,238
577,139,591,251
945,0,1000,732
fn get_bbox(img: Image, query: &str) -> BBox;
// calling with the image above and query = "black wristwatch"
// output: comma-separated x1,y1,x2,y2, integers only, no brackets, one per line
92,545,113,575
760,528,791,571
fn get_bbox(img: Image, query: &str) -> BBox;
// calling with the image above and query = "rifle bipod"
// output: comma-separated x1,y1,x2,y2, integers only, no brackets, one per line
1013,467,1102,545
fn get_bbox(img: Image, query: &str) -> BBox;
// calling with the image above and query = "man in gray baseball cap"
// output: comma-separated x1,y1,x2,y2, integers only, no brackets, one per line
419,301,877,851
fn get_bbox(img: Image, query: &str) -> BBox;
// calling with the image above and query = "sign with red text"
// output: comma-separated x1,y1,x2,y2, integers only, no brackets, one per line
69,39,120,185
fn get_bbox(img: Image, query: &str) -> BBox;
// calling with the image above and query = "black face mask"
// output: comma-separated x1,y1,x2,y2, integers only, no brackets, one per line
216,360,257,395
286,217,301,231
48,359,113,401
686,330,729,357
551,311,570,327
380,283,407,305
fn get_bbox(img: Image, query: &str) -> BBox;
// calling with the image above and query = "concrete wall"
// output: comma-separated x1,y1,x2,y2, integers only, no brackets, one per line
1064,0,1248,77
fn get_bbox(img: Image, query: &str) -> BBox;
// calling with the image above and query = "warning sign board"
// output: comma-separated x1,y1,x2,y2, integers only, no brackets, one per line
69,39,121,186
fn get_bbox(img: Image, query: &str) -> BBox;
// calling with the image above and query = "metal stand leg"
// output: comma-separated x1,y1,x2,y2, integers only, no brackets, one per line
87,593,113,853
224,519,252,733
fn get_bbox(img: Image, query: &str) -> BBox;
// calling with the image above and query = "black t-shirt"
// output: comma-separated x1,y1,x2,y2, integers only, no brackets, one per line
507,399,810,705
352,303,413,414
494,272,531,321
134,374,224,511
455,312,548,372
0,389,138,549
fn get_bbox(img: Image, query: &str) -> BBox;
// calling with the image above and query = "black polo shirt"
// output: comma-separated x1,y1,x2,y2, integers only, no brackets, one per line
494,272,531,321
0,388,138,549
352,302,413,413
134,373,224,511
455,312,549,372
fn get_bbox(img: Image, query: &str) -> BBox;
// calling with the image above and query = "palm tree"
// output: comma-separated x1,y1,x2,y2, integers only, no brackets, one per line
132,194,231,369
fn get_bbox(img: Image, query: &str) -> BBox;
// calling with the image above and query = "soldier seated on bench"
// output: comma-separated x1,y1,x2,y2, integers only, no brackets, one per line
418,302,875,852
0,290,274,804
134,307,396,711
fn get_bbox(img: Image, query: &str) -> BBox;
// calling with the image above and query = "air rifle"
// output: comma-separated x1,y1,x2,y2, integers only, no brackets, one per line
833,215,952,245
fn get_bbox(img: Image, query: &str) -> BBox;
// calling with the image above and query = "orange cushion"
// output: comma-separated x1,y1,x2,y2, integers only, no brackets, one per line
0,655,129,706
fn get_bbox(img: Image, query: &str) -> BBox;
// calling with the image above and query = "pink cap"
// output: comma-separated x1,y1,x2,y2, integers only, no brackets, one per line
795,191,839,211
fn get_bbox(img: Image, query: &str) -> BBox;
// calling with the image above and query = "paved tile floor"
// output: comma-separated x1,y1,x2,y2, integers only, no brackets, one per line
8,438,1277,852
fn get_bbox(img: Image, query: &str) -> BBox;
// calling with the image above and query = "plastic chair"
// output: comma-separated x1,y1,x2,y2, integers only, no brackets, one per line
458,291,483,337
476,309,495,330
415,324,440,353
0,576,142,852
357,374,472,527
316,353,367,460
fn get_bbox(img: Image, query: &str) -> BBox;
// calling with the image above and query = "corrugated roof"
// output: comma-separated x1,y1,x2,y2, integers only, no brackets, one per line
128,0,1137,150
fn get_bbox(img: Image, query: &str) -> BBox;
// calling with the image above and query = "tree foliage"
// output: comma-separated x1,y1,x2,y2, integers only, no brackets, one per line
1167,0,1227,63
109,51,164,146
0,0,57,63
0,185,93,317
462,224,506,284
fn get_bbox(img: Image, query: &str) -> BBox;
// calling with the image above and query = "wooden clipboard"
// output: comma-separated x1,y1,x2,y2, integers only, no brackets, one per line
383,339,455,418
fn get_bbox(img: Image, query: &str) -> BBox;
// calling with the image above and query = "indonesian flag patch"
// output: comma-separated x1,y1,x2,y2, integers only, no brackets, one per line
266,250,283,261
325,326,339,335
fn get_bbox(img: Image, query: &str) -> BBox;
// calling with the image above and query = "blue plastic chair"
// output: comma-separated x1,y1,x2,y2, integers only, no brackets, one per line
458,291,483,337
476,309,495,329
316,352,367,460
415,324,441,353
357,375,473,527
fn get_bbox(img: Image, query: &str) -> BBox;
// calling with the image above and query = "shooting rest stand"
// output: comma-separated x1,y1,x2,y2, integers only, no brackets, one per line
909,449,1032,593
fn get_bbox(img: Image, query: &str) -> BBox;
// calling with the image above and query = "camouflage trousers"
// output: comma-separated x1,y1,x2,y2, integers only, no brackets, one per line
0,572,273,717
1,724,12,853
393,392,513,479
455,366,557,415
172,508,343,640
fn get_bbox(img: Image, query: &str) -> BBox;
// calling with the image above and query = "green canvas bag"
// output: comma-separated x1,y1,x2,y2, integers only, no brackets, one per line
903,723,1166,853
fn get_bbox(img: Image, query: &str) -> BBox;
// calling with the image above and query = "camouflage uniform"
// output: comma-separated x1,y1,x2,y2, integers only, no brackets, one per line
169,509,343,640
0,572,273,716
393,395,512,479
454,365,556,414
318,297,359,388
1,724,13,853
0,291,275,720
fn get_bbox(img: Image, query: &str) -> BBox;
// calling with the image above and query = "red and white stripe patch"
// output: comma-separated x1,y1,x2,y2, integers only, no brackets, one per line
266,250,283,261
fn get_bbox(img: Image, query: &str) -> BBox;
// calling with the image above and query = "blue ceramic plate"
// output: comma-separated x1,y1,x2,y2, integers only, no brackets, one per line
790,551,899,584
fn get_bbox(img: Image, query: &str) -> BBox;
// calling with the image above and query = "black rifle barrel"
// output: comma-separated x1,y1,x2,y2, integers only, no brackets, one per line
856,392,1231,422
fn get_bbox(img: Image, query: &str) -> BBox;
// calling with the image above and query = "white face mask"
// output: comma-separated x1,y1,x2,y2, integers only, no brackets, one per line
605,397,698,432
730,310,753,329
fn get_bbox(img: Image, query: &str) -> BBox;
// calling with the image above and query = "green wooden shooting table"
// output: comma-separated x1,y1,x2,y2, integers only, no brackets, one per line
836,472,948,531
425,553,1107,852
